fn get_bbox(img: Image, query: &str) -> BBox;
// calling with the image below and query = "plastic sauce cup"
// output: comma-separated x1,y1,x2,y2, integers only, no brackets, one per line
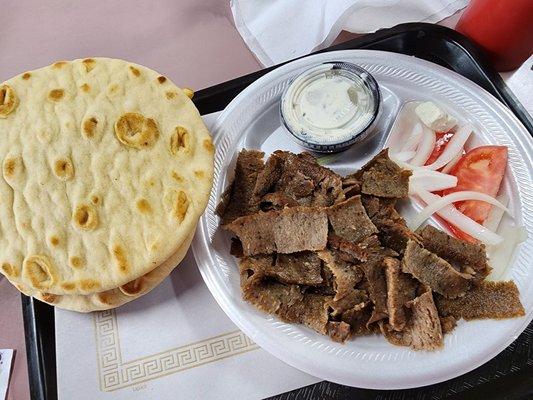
280,62,380,153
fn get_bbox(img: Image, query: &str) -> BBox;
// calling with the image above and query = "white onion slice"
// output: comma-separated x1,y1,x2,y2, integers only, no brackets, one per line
391,156,458,185
410,190,511,231
409,186,504,245
410,126,435,166
411,168,457,180
393,150,417,162
400,123,424,152
409,174,457,192
487,225,528,280
483,194,509,232
424,125,473,170
441,148,463,173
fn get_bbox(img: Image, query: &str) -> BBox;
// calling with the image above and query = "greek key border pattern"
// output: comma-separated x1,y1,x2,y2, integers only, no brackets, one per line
94,310,259,391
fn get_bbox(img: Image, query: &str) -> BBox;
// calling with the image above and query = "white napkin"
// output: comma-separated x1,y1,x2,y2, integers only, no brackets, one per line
0,350,14,400
231,0,469,66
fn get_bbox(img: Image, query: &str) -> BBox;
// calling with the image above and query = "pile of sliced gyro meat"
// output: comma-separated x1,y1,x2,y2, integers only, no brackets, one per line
216,143,525,350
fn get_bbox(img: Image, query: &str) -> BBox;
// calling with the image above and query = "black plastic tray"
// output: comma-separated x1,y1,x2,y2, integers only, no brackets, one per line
22,23,533,400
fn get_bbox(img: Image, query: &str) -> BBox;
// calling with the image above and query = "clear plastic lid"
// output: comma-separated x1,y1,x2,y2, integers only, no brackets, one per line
280,62,380,152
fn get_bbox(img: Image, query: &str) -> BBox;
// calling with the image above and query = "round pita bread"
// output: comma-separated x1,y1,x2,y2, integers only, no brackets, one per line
0,58,214,295
14,228,195,312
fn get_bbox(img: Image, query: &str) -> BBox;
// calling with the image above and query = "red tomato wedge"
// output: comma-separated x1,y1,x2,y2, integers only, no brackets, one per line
425,131,454,166
442,146,508,226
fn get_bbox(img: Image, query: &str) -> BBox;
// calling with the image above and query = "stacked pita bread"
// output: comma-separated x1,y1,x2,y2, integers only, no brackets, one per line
0,58,214,312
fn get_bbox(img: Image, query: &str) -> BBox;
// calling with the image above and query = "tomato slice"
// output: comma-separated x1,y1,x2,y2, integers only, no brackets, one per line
442,146,508,225
425,131,454,166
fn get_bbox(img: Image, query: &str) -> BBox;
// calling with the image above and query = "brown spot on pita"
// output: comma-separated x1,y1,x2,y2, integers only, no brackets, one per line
48,89,64,101
73,204,98,231
82,58,96,72
194,170,205,178
171,171,183,183
173,190,189,223
80,83,91,93
0,84,19,118
114,112,159,149
182,87,194,99
79,279,100,291
61,282,76,291
23,255,56,290
41,292,59,303
49,236,60,247
170,126,190,155
53,158,74,180
136,199,152,214
120,278,144,296
165,91,177,99
112,245,129,273
129,66,141,77
22,72,31,80
157,76,167,84
2,157,20,180
203,138,215,153
69,256,84,269
91,195,100,205
1,262,19,278
97,290,115,305
82,117,98,138
53,61,67,69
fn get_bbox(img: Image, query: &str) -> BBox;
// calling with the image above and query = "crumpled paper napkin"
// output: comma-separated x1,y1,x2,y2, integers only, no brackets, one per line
231,0,468,66
0,350,14,400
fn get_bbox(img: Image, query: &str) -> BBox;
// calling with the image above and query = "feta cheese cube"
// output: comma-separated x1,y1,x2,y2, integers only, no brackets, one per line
415,101,457,132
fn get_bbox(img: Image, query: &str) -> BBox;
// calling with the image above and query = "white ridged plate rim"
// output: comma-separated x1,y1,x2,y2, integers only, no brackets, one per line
192,50,533,389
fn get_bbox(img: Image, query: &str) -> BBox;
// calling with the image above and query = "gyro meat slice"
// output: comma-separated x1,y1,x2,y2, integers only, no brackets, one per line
435,281,525,320
416,225,491,280
254,151,286,197
380,291,443,351
225,206,328,256
328,234,383,263
379,219,421,255
357,149,411,198
402,240,472,298
326,321,352,343
360,258,389,325
341,302,376,336
241,277,337,339
384,257,419,331
239,252,324,287
327,196,378,243
217,149,265,225
318,250,366,316
255,151,345,207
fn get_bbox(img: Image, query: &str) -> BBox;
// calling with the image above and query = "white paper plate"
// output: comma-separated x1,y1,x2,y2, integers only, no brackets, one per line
192,50,533,389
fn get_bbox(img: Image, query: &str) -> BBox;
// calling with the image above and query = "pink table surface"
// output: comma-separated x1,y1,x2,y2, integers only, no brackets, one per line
0,0,261,88
4,3,516,400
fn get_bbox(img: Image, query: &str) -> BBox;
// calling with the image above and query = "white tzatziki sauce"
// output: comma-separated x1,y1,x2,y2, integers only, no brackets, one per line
281,63,380,152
